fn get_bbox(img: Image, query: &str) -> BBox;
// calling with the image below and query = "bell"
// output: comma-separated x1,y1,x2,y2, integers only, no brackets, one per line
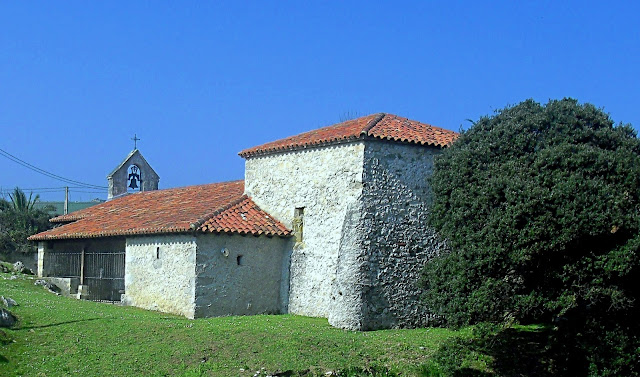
129,177,139,189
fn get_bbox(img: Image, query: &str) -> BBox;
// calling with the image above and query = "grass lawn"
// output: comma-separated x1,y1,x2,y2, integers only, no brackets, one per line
0,270,477,377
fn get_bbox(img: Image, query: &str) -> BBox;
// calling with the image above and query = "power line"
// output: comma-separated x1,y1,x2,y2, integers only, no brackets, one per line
3,186,105,193
0,147,107,189
2,186,106,194
0,186,106,204
19,186,106,192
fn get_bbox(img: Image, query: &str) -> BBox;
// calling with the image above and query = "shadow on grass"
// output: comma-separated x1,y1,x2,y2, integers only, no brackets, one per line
479,327,554,376
0,329,11,345
0,354,8,363
431,325,562,376
20,317,102,330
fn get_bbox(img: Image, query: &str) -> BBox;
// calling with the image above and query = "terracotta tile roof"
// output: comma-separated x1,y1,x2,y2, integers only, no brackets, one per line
29,181,290,241
50,207,96,223
197,195,290,236
239,113,459,157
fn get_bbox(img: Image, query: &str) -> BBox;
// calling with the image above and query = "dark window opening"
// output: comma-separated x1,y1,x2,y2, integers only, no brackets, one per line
127,164,142,193
236,255,244,266
293,207,304,244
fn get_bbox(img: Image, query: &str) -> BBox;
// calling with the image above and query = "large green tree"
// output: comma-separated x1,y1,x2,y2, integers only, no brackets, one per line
422,98,640,374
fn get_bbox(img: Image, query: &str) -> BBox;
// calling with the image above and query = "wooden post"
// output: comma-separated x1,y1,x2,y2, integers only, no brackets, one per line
80,248,85,286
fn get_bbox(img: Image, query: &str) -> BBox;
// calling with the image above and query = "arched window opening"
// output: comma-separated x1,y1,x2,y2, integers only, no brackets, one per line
127,165,142,193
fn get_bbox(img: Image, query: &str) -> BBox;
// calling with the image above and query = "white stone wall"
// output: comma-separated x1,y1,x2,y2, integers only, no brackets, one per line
244,142,366,318
245,140,444,330
122,235,197,318
194,234,291,317
357,141,445,329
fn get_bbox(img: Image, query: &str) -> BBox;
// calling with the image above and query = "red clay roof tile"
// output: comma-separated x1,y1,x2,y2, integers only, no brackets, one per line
29,181,290,241
239,113,458,157
198,195,290,236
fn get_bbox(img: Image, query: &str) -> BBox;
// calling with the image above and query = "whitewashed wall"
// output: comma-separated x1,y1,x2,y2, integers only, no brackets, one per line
194,234,291,317
244,142,366,318
245,140,444,330
122,235,197,318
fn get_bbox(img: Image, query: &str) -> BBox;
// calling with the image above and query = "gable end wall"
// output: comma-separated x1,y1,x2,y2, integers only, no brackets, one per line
244,142,366,318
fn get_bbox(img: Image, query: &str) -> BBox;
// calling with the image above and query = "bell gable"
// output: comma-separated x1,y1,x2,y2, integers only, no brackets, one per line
107,149,159,200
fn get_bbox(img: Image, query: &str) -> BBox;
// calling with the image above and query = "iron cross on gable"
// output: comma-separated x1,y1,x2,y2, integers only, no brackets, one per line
131,134,141,149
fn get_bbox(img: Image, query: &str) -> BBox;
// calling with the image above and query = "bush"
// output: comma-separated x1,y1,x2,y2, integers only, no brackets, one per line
422,98,640,375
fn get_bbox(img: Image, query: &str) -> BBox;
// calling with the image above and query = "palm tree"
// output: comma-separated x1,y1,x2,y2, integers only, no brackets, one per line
8,187,39,213
1,188,53,254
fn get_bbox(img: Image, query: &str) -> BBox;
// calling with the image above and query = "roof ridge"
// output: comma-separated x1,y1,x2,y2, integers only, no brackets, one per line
189,194,248,230
360,112,386,136
49,180,244,224
239,112,458,158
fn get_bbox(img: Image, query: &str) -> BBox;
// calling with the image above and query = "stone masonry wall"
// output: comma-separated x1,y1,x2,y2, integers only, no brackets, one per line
194,234,291,317
357,141,445,329
122,235,197,318
244,142,365,318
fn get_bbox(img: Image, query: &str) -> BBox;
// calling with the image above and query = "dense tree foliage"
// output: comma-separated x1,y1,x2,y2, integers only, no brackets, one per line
0,187,52,254
422,99,640,375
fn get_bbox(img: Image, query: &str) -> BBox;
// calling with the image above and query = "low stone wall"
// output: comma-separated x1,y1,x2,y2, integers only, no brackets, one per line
44,277,79,297
0,250,37,274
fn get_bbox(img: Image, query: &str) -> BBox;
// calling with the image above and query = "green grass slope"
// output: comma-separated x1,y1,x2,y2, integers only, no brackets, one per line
0,271,471,377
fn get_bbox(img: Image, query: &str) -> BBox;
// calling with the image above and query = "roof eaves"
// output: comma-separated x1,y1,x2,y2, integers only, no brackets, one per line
239,136,365,158
28,226,193,241
370,135,443,147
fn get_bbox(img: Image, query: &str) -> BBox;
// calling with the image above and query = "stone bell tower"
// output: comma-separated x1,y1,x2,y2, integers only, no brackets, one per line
107,146,159,200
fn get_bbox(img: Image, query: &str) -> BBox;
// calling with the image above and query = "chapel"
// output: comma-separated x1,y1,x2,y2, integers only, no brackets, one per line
29,113,458,330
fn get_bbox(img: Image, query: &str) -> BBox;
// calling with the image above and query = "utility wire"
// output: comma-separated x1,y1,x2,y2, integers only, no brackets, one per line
0,186,106,203
0,147,108,189
3,187,106,195
18,186,106,192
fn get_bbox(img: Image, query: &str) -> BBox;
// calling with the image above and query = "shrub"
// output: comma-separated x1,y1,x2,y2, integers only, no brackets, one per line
422,98,640,375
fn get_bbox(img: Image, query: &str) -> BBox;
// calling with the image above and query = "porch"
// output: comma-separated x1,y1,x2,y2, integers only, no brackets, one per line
37,238,126,302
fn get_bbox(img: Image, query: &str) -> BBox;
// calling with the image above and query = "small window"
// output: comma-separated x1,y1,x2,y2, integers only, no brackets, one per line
236,255,244,266
156,247,160,259
293,207,304,244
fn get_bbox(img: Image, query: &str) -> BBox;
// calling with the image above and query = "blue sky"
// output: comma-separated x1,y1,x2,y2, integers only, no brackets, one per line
1,1,639,201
